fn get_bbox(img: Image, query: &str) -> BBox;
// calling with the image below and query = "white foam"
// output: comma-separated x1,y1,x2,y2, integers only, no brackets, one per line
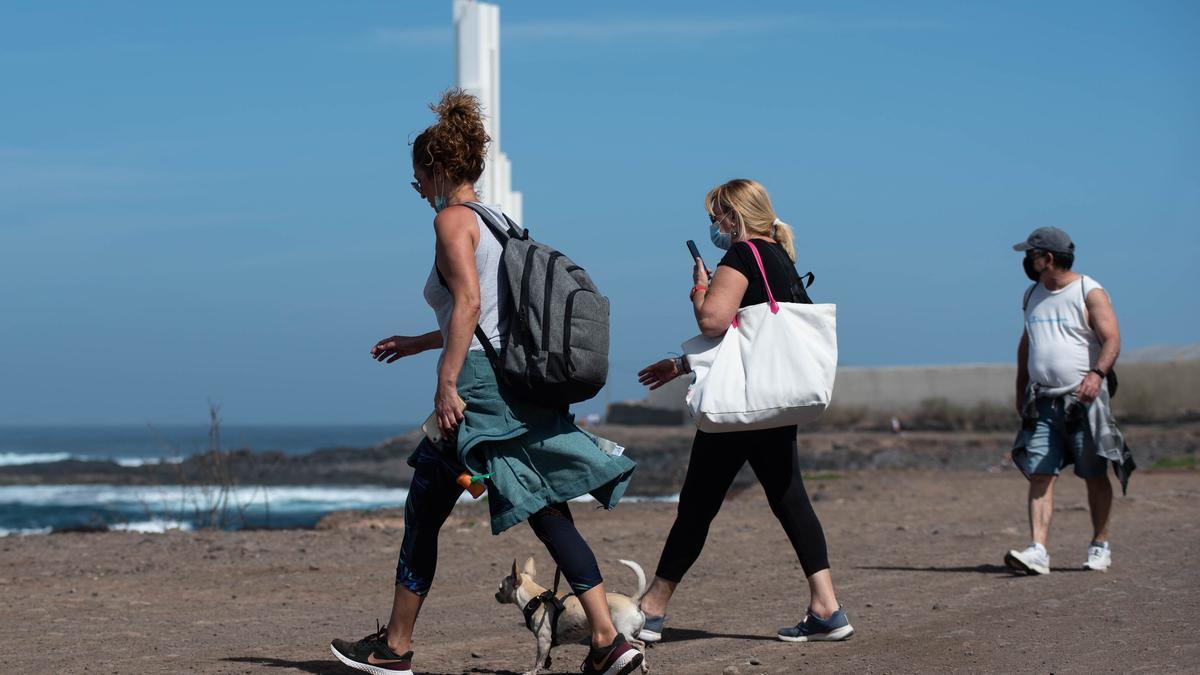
0,452,73,466
0,452,186,467
110,519,193,534
0,484,412,512
114,456,184,467
0,527,52,537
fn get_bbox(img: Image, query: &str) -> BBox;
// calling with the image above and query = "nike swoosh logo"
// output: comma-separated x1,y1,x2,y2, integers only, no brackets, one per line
366,652,407,666
591,655,611,671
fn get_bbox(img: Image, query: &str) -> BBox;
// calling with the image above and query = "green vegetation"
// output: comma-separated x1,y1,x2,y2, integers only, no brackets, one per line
1151,455,1196,470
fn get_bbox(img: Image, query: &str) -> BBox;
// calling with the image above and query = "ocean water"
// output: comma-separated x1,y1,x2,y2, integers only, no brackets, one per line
0,424,414,535
0,484,414,535
0,425,677,536
0,424,410,467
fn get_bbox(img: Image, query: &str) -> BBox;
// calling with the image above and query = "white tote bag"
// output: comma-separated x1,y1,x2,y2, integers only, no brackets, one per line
683,242,837,433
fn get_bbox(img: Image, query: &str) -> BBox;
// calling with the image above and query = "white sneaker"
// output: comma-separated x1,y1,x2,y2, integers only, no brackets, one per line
1004,543,1050,575
1083,543,1111,571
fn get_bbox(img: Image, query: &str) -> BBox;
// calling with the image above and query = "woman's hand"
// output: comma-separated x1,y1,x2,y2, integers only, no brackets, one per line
638,358,683,391
435,382,466,438
692,257,712,287
371,335,429,363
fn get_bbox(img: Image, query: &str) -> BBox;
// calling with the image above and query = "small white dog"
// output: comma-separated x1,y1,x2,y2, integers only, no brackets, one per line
495,557,649,675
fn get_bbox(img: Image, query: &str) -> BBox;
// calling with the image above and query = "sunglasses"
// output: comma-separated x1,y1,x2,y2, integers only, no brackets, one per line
410,178,423,195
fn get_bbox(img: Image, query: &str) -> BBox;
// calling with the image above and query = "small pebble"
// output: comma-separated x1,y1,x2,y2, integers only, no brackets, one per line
749,657,762,665
470,652,482,658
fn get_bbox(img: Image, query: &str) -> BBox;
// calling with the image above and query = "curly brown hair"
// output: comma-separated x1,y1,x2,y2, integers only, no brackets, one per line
412,88,490,186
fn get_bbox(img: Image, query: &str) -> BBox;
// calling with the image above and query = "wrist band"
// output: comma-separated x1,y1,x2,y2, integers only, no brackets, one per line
1090,367,1106,378
691,284,708,298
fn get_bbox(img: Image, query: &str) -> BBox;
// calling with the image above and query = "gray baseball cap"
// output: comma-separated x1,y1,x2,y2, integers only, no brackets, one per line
1013,227,1075,254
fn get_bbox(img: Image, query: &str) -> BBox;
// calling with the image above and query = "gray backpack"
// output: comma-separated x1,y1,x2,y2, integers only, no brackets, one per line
457,202,610,406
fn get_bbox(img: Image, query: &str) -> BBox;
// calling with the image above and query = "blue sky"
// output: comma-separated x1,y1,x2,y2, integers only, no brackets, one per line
2,1,1197,425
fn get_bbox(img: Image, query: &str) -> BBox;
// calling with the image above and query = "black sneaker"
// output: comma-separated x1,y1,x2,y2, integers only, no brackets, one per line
330,622,414,675
580,633,644,675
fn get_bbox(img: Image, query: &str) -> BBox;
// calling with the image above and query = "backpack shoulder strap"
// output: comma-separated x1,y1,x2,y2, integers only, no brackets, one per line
1023,283,1038,311
1080,274,1096,303
434,265,503,367
461,202,525,244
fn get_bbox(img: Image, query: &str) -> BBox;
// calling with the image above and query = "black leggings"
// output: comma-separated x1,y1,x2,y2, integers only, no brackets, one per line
654,425,830,582
396,440,603,595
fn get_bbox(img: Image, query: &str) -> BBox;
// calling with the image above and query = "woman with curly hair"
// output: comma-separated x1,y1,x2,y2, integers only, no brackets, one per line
330,90,642,675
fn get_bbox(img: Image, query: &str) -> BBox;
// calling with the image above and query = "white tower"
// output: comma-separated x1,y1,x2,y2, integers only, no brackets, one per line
454,0,522,224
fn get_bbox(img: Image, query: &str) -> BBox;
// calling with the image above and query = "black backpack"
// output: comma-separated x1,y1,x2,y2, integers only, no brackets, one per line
442,203,610,407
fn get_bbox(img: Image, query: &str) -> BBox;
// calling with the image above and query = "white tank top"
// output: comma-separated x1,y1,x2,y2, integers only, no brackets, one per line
422,202,509,352
1024,274,1104,388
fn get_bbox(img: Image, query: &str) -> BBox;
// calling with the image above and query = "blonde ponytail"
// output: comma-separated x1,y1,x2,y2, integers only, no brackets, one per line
773,219,797,262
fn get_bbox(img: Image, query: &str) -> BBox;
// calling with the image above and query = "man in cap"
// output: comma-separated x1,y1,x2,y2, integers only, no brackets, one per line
1006,227,1122,574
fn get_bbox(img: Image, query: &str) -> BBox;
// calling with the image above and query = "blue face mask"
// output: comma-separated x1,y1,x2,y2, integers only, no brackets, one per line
433,195,448,213
709,221,732,250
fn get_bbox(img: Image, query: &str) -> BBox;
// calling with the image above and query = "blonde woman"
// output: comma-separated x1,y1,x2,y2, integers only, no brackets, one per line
636,179,853,643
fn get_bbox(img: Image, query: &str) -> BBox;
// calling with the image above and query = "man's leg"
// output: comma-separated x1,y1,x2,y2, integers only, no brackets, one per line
1085,474,1113,542
1073,420,1113,544
1029,474,1056,547
1004,473,1056,574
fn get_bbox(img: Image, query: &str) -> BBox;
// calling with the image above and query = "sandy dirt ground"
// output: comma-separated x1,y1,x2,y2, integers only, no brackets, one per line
1,469,1197,674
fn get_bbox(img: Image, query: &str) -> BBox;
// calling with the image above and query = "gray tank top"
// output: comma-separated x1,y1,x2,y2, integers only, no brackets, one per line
422,202,509,352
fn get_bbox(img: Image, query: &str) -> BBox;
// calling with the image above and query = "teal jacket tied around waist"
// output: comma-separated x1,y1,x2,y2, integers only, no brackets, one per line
450,351,636,534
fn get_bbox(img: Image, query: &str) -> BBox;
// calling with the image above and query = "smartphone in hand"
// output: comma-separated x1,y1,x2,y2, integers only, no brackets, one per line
686,240,704,268
421,411,443,445
686,240,713,282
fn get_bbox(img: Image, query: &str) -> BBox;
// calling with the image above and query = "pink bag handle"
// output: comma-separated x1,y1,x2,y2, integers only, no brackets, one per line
730,241,779,328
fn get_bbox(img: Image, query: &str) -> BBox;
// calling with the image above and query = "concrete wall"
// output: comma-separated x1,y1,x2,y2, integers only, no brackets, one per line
624,359,1200,423
833,364,1016,408
642,364,1017,412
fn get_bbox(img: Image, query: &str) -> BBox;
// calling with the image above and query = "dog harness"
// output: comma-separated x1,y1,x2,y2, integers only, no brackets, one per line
521,567,574,647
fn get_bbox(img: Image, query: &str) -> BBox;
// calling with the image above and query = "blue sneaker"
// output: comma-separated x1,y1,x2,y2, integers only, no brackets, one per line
777,608,855,642
637,614,668,643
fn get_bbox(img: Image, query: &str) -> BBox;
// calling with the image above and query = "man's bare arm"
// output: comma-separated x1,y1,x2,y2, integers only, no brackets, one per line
1087,289,1121,374
1015,330,1030,414
1077,288,1120,404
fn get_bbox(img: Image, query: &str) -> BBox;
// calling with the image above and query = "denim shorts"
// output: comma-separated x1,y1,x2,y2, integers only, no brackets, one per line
1021,397,1107,479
